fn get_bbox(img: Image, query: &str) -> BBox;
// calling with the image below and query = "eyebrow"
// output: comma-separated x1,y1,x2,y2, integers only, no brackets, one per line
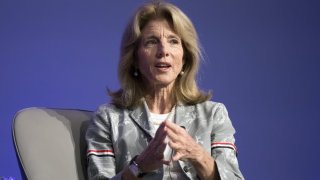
143,35,158,40
167,34,180,39
142,34,180,40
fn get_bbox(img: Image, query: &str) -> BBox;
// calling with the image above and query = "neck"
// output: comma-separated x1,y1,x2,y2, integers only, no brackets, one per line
145,86,176,114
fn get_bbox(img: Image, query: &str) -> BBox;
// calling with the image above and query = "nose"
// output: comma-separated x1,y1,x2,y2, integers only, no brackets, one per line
156,41,169,58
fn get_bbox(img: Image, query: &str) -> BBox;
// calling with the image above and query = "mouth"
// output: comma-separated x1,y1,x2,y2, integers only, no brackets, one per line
155,62,171,69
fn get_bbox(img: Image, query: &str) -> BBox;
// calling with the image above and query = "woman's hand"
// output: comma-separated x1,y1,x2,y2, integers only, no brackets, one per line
164,120,219,179
135,122,170,172
164,120,205,162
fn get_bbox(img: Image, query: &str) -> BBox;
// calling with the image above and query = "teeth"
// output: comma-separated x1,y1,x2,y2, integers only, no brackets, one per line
156,64,170,67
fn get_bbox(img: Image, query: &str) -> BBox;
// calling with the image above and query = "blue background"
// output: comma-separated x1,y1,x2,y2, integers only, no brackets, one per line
1,0,319,179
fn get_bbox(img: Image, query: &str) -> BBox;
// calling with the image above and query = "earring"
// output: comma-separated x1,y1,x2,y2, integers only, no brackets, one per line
133,70,138,77
180,71,184,75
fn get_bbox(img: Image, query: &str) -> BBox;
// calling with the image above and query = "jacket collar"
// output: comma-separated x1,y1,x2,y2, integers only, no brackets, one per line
129,100,196,138
129,100,153,138
175,103,196,132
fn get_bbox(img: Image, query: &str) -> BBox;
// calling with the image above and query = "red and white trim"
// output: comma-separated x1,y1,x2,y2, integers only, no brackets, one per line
87,149,115,157
211,142,237,152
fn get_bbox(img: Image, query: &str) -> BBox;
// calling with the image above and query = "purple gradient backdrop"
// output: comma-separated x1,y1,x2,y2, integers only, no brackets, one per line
1,0,319,179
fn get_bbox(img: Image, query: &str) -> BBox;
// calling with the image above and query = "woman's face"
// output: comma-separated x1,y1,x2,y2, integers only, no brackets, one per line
137,19,184,90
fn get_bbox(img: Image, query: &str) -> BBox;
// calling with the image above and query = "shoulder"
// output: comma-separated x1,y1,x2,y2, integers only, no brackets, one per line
95,103,124,114
91,103,130,127
93,103,131,121
195,100,228,113
194,101,232,122
177,100,229,119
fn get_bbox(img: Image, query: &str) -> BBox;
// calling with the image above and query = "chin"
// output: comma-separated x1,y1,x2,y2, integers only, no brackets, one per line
151,79,176,87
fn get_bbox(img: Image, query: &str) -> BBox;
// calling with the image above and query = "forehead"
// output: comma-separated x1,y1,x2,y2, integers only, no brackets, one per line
140,19,179,37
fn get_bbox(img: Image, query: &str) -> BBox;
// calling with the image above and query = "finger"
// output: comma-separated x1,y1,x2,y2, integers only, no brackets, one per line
152,141,167,161
153,123,167,141
155,122,166,135
166,126,187,143
168,140,179,149
163,120,179,131
166,128,180,142
157,140,167,153
148,137,166,155
172,151,184,161
154,131,167,143
161,159,171,165
164,121,186,135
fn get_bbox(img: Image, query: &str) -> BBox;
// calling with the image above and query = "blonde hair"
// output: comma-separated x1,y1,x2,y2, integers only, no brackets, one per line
109,1,211,108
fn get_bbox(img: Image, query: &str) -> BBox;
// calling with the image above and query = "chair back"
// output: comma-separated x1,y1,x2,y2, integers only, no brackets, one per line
12,108,92,180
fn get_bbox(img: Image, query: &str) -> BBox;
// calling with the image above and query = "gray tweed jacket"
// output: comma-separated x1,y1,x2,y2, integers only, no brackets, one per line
86,100,244,180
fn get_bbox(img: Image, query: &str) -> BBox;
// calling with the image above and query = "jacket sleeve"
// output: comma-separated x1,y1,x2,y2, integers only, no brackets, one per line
211,103,245,180
85,106,123,180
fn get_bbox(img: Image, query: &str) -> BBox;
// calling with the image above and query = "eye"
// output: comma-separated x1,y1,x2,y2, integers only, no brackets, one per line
144,38,158,46
169,38,180,45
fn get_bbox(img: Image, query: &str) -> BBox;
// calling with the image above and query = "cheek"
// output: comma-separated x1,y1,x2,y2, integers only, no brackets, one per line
173,49,184,70
137,49,153,71
175,61,184,72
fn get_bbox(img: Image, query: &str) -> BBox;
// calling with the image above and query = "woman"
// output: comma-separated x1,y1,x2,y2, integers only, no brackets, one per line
86,1,244,180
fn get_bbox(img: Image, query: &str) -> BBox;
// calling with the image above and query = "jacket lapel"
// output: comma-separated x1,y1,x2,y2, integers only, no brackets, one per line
175,103,196,132
129,102,154,139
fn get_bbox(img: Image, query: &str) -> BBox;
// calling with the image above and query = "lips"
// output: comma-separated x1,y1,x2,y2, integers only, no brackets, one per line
155,62,171,68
